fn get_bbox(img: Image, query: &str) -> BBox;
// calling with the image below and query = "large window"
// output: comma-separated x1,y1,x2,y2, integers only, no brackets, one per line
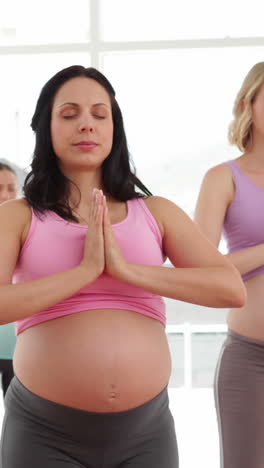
102,46,264,213
0,1,90,45
0,53,90,168
100,0,264,40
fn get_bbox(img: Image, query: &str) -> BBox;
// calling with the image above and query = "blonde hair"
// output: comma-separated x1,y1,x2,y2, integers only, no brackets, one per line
228,62,264,152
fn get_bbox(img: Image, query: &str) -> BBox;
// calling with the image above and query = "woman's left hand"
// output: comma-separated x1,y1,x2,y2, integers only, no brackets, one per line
103,196,129,279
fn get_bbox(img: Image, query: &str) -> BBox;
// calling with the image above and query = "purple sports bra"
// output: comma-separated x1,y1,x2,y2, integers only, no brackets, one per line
223,160,264,281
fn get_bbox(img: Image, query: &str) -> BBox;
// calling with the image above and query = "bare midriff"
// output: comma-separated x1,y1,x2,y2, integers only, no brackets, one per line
227,273,264,341
14,309,171,412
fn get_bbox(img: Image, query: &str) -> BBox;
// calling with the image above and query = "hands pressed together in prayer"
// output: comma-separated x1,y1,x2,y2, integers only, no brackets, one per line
80,188,128,281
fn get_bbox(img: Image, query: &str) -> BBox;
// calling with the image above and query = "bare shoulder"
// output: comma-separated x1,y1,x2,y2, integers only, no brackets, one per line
0,197,31,217
202,162,234,186
143,195,182,212
199,162,235,202
0,199,32,283
0,198,32,231
142,195,185,237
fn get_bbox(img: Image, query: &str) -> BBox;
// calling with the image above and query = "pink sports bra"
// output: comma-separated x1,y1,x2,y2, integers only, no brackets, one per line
13,197,166,335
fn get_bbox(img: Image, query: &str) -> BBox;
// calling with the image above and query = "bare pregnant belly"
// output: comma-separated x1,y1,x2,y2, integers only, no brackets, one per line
13,309,171,412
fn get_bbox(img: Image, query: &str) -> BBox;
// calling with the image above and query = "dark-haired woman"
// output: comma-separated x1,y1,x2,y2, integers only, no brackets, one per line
0,163,17,398
0,65,246,468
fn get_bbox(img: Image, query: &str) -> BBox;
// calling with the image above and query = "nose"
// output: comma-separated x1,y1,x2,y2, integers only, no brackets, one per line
78,112,94,133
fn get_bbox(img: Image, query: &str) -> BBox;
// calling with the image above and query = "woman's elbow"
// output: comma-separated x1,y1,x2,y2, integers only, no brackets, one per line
228,285,247,308
225,267,247,308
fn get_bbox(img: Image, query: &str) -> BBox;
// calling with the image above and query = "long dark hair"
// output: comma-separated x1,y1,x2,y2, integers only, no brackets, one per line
23,65,152,221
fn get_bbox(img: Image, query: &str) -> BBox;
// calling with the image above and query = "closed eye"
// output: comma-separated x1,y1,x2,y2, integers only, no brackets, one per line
63,114,77,119
62,114,106,119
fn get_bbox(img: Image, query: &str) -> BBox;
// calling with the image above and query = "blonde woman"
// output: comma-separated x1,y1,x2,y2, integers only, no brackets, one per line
195,62,264,468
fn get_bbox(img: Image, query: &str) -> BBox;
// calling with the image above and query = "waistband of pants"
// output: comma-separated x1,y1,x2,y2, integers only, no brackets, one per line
6,376,170,442
228,328,264,347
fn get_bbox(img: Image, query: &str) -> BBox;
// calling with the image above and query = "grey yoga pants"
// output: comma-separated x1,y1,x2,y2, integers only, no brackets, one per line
0,376,178,468
214,329,264,468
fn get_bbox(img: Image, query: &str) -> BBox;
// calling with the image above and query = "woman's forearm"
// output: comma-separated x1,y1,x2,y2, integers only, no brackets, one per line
0,265,96,325
119,263,246,308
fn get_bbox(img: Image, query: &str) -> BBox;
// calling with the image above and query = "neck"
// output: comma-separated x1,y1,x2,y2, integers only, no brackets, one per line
62,168,104,208
243,133,264,167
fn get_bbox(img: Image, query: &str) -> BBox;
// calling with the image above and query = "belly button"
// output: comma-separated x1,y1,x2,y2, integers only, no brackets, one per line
109,390,120,400
108,384,119,400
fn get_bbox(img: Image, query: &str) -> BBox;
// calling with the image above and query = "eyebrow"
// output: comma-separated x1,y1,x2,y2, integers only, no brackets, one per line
59,102,109,108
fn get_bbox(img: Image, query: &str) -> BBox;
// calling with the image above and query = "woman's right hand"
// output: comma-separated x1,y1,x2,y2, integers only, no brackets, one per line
80,189,105,279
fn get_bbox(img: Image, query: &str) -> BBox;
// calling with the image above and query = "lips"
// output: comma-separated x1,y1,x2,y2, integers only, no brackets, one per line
73,141,98,149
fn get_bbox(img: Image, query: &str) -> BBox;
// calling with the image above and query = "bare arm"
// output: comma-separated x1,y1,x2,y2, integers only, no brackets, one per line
104,196,246,308
0,266,94,325
0,193,104,324
195,163,264,275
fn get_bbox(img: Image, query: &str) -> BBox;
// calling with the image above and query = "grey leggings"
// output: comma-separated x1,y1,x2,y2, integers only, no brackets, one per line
214,329,264,468
0,376,178,468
